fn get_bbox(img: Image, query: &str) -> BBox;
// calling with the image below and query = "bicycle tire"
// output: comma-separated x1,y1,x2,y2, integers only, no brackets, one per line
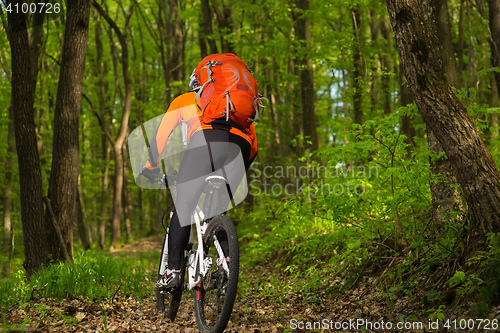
155,230,186,321
156,232,169,313
193,214,239,333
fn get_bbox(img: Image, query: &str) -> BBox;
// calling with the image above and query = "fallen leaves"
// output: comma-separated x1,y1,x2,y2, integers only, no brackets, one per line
5,238,499,332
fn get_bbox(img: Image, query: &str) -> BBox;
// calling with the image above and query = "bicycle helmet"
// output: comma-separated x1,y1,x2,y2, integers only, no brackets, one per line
189,69,201,93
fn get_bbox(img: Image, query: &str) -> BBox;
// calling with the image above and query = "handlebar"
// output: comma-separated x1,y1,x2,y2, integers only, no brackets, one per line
140,167,177,189
160,170,178,188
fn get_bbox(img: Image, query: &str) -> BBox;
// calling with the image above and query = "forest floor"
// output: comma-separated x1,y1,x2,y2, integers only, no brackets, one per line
4,236,500,332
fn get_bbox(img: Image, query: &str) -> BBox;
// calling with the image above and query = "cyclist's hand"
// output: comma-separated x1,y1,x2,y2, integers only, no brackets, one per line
166,170,178,184
141,166,161,183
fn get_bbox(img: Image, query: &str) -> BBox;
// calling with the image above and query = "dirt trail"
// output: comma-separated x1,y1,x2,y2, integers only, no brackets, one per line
4,237,292,332
5,237,499,332
110,236,164,256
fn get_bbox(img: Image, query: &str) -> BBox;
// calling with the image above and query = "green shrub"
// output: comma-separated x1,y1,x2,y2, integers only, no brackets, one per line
0,250,157,308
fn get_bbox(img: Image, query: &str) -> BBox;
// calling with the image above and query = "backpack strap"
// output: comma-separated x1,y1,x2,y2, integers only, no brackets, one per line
221,91,235,121
195,60,222,115
207,118,249,135
248,95,269,123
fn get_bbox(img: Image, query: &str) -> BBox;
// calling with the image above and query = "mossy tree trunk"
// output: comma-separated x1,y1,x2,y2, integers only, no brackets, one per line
386,0,500,252
46,0,91,261
7,6,49,278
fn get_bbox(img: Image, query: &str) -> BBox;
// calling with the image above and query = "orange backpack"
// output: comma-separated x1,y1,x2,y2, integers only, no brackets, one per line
194,53,266,130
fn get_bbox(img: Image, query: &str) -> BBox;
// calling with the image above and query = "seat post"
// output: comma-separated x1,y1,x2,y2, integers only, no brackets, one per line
203,175,228,219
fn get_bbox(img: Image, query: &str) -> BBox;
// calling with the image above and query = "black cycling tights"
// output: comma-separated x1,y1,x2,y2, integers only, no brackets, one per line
167,129,251,270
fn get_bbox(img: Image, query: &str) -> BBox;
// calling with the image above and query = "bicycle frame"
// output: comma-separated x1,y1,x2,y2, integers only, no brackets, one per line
156,170,240,332
186,175,231,290
185,206,209,289
159,174,231,292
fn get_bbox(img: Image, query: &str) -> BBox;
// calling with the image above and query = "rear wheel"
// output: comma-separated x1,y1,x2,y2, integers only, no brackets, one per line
193,215,239,333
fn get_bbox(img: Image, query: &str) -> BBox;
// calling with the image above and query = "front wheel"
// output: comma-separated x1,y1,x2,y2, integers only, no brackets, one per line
156,229,185,321
193,215,239,333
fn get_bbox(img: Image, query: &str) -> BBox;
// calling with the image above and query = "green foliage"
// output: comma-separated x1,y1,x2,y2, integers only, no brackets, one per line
0,268,29,308
460,233,500,316
3,0,500,323
239,109,437,294
447,271,466,287
452,85,500,167
0,251,156,309
237,104,500,319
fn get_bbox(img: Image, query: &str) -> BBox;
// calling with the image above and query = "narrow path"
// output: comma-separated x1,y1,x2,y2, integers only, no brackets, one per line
6,237,498,332
5,237,295,332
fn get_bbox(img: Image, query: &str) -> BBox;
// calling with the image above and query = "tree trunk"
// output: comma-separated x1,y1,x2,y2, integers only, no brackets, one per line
76,177,91,250
382,20,393,116
214,2,235,54
427,0,465,225
31,12,46,188
155,0,171,104
427,128,465,224
7,7,49,278
198,16,208,58
93,9,109,248
458,0,466,75
2,106,15,274
368,10,382,117
386,0,500,252
351,7,364,125
200,0,218,54
100,141,110,248
288,59,301,155
122,142,132,242
399,62,416,155
435,0,461,88
489,0,500,97
46,0,91,261
168,0,184,84
92,0,133,249
294,0,318,152
110,143,124,248
152,190,165,234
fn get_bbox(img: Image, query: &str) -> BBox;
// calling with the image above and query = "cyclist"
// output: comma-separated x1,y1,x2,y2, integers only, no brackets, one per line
142,71,258,289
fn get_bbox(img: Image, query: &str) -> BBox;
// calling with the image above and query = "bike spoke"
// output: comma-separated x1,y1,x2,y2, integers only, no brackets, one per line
194,215,239,333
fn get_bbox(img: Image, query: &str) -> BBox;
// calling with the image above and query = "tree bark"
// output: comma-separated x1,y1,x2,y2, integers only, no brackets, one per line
489,0,500,97
46,0,91,261
428,0,465,225
200,0,218,55
294,0,318,152
386,0,500,251
7,6,49,278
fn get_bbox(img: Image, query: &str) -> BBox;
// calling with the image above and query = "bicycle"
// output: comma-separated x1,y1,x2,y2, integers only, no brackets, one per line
153,170,239,333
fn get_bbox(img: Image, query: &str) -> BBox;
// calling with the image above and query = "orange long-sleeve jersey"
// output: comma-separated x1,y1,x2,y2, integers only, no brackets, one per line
146,92,257,169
